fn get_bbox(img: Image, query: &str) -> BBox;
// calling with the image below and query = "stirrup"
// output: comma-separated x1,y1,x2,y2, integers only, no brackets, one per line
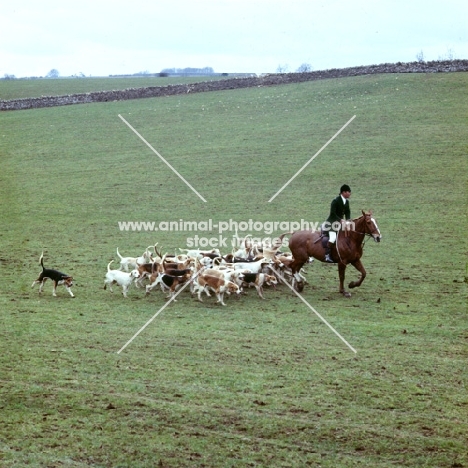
325,253,334,263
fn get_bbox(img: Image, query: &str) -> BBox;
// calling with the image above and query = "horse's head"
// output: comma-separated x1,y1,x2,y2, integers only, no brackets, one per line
361,210,382,242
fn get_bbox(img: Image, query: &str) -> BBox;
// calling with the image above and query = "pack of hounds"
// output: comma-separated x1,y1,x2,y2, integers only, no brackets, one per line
32,235,309,306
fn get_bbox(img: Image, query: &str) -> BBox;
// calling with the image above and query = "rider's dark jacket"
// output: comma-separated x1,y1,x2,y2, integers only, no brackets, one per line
325,195,351,232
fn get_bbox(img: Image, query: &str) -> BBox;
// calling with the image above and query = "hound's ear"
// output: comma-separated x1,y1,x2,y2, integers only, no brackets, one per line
362,209,366,216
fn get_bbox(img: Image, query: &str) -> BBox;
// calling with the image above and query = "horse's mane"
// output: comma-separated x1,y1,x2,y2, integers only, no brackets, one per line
352,211,372,222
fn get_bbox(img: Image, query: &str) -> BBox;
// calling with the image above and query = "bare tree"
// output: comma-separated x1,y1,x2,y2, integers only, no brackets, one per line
296,63,312,72
438,48,455,61
276,64,289,73
46,69,60,78
416,50,425,63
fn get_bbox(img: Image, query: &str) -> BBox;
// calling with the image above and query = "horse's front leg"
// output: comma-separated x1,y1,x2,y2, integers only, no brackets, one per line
349,259,366,289
338,263,351,298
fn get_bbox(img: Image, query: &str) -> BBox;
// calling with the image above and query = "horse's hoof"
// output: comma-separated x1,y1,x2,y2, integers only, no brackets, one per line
295,282,304,292
342,291,352,298
348,282,357,289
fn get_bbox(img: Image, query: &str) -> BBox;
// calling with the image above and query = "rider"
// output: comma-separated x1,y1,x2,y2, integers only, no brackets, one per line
323,184,352,263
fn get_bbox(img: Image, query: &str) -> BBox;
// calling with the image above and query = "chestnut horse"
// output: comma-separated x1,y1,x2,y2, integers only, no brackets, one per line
288,211,381,297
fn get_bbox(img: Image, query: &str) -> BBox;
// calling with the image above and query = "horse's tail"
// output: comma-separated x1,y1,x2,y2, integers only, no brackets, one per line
274,231,293,248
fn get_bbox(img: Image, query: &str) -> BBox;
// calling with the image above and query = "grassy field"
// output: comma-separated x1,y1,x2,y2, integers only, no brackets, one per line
0,75,231,101
0,72,467,467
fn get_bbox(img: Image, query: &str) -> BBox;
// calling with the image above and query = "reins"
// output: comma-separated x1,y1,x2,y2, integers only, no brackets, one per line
348,215,378,238
350,229,375,237
336,229,344,264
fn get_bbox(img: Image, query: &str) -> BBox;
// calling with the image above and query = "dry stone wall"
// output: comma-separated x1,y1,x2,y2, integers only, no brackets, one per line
1,60,467,111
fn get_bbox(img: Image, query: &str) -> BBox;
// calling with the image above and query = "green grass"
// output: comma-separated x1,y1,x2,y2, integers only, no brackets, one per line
0,75,231,101
0,72,467,467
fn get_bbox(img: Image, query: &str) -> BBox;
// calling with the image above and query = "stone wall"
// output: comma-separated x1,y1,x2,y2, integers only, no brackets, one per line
1,60,467,111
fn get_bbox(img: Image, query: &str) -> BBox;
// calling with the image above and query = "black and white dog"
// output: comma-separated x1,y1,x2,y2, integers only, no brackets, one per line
31,252,75,297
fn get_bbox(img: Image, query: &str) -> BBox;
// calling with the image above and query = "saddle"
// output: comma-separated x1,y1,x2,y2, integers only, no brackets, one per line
320,233,329,249
317,225,329,249
317,221,351,249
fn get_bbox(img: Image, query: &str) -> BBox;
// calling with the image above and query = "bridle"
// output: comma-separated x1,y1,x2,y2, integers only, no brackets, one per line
336,215,380,263
349,215,380,238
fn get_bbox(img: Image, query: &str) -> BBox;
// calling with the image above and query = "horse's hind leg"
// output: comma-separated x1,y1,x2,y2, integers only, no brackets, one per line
349,259,366,289
290,259,306,292
338,263,351,298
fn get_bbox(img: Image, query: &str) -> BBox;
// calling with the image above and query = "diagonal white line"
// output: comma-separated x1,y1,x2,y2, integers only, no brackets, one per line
118,114,207,203
117,268,206,354
269,268,357,354
268,115,356,203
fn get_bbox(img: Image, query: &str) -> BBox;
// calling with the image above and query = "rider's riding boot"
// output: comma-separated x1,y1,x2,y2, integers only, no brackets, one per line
325,243,334,263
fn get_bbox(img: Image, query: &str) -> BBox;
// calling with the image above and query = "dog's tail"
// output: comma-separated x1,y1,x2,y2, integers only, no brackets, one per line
116,248,123,260
153,243,162,259
107,260,114,272
39,251,45,269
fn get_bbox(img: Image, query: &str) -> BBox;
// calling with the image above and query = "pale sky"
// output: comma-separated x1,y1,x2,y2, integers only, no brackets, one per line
1,0,467,78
